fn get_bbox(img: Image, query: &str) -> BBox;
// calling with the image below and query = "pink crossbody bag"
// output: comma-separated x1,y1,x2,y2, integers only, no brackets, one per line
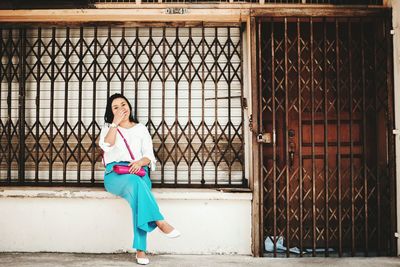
102,128,146,177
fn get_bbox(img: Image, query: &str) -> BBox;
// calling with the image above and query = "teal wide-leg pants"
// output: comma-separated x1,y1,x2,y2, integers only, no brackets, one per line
104,161,164,251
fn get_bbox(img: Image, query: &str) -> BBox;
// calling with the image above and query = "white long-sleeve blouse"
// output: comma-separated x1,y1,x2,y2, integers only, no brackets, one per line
99,122,157,171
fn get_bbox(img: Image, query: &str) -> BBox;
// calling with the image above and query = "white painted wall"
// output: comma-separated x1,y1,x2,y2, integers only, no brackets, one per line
391,0,400,256
0,187,252,255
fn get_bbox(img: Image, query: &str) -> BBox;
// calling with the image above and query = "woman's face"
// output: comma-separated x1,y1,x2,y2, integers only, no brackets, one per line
111,97,130,122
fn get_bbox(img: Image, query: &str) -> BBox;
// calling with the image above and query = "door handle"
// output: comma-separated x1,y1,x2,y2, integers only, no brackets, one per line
289,142,295,170
288,129,295,170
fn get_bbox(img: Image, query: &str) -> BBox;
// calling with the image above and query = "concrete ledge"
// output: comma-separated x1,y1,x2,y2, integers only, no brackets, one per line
0,187,252,201
0,186,252,255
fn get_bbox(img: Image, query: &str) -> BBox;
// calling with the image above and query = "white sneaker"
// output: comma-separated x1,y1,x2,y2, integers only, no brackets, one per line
165,229,181,238
136,255,149,265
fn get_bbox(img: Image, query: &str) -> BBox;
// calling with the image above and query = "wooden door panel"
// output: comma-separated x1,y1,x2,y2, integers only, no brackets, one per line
259,17,394,256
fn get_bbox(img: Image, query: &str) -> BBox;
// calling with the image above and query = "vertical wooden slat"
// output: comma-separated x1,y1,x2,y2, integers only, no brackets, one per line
63,27,70,184
125,28,133,101
284,17,290,257
77,26,83,183
134,27,138,117
106,26,111,98
35,27,41,183
121,27,125,95
160,27,165,184
148,27,154,176
6,29,12,182
296,18,304,256
252,16,262,256
214,27,218,185
386,14,397,257
271,18,278,257
1,24,4,143
360,18,369,256
18,27,26,183
240,23,246,186
335,18,343,257
201,25,205,185
373,18,381,256
188,27,192,185
91,26,98,184
228,26,232,185
310,17,316,257
348,19,355,257
174,27,179,185
256,20,264,257
49,27,55,183
323,18,329,256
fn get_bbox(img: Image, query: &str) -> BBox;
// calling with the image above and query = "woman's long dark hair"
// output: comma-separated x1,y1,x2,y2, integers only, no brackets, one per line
104,93,139,124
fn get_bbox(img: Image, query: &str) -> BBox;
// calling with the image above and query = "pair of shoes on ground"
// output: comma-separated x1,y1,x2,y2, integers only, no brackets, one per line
136,228,181,265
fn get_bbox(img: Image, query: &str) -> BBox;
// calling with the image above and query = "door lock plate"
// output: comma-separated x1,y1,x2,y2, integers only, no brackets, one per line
257,132,272,143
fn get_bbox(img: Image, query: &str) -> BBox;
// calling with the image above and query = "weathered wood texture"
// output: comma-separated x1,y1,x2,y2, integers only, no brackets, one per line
258,15,395,256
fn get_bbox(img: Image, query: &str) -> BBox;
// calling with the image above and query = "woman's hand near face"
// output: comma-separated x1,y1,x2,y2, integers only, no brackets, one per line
113,108,128,125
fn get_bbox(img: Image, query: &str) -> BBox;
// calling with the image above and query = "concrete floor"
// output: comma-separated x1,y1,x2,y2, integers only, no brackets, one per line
0,253,399,267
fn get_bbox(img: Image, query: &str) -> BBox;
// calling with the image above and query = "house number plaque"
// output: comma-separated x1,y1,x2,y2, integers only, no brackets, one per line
165,8,188,15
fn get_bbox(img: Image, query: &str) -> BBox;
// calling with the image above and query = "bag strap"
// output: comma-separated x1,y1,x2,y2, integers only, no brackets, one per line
117,128,136,161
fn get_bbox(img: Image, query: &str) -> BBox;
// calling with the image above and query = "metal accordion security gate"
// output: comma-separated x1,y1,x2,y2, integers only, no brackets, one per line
0,24,245,188
256,14,396,256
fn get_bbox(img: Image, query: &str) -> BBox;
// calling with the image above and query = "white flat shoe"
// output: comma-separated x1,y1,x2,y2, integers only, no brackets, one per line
165,229,181,238
135,255,149,265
